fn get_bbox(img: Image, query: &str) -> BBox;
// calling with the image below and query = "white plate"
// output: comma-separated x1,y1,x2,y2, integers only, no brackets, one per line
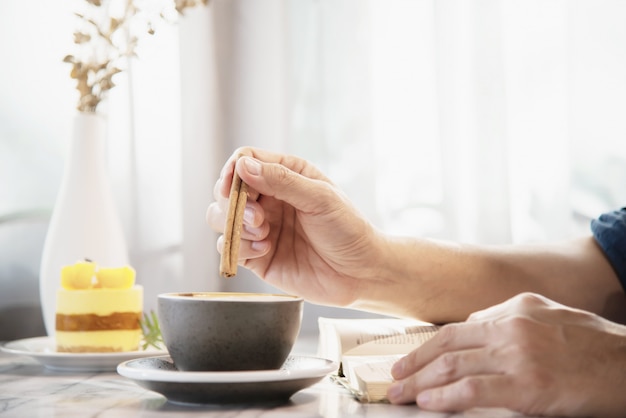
0,336,166,372
117,355,338,405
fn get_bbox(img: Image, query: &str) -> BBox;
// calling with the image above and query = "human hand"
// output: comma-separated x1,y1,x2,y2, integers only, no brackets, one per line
387,292,626,417
205,147,383,307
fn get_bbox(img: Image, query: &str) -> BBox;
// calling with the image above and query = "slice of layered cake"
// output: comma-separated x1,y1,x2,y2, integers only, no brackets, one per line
55,261,143,353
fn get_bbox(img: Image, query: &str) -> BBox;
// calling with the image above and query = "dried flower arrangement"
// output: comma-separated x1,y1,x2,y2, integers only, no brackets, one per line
64,0,208,113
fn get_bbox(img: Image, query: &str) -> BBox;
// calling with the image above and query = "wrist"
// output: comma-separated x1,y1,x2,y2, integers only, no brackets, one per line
349,235,493,323
348,233,428,318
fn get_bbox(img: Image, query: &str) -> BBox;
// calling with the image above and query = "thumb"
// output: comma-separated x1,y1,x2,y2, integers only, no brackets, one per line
236,156,332,213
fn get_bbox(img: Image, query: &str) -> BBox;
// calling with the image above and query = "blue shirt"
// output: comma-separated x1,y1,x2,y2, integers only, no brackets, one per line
591,207,626,292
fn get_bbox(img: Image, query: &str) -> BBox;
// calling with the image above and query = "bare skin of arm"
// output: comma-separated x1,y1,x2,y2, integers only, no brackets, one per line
206,147,626,416
365,234,626,324
206,147,626,324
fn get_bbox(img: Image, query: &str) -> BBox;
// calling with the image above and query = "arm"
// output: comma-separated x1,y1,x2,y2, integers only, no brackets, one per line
206,147,626,323
359,235,626,324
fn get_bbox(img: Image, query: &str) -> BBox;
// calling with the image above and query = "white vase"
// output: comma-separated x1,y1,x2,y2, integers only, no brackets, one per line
39,113,129,336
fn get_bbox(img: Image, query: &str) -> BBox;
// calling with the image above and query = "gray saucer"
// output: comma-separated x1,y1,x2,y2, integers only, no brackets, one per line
117,355,337,405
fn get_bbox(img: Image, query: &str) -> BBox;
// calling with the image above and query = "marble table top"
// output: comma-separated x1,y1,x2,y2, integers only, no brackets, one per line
0,338,531,418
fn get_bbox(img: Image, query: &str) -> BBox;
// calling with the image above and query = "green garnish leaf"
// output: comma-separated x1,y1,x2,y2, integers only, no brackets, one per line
139,310,164,351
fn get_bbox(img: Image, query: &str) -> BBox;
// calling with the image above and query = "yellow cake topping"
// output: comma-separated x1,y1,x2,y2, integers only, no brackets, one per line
61,261,136,290
56,260,143,353
61,260,97,290
96,266,135,289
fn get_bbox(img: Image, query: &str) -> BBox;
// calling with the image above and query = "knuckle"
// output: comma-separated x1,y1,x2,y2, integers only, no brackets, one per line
466,310,481,321
205,203,223,229
399,352,418,374
504,341,527,359
251,221,270,240
275,165,291,184
435,323,459,349
502,315,536,339
437,352,459,379
458,376,485,401
234,146,254,158
513,292,546,309
271,163,295,187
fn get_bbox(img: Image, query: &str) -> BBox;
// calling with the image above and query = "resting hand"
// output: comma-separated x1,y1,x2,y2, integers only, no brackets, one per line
387,292,626,417
206,147,383,307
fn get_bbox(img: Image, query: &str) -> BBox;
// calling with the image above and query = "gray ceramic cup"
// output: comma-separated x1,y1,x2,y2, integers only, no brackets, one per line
157,292,303,371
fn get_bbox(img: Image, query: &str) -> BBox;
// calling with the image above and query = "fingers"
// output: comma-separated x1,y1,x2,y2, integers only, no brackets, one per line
388,347,491,404
386,296,565,413
212,147,334,225
208,146,338,266
217,234,271,260
219,146,329,196
391,322,489,380
388,321,513,407
215,150,261,202
415,375,520,412
209,162,268,263
388,293,622,415
235,155,336,215
235,146,331,182
387,322,529,412
207,200,268,236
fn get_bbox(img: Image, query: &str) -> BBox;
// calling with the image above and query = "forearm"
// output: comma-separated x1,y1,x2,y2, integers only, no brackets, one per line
352,235,626,324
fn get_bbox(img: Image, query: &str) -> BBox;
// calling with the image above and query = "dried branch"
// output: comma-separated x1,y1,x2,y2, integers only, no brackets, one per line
67,0,209,113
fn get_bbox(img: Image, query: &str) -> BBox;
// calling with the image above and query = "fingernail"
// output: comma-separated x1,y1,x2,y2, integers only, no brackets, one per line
243,157,261,176
417,390,431,406
250,240,269,252
391,359,404,377
387,383,403,401
243,224,262,238
243,207,255,225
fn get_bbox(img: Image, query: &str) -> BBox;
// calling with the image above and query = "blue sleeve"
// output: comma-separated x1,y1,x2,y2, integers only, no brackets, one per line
591,207,626,292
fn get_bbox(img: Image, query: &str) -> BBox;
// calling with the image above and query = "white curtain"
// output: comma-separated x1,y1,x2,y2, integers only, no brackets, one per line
177,0,626,239
172,0,626,332
3,0,626,336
